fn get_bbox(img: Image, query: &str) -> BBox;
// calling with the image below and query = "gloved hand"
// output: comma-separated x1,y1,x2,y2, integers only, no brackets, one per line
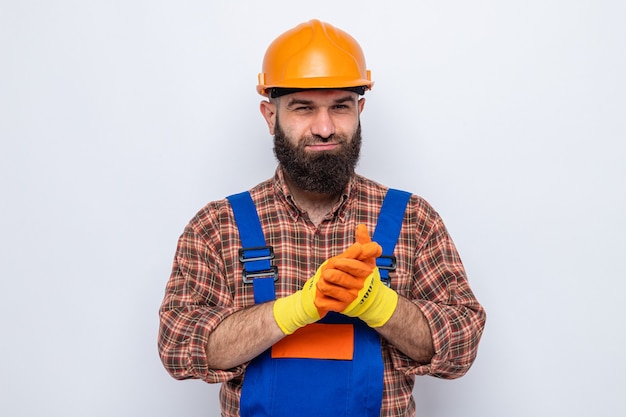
320,224,399,328
273,261,348,335
316,225,381,305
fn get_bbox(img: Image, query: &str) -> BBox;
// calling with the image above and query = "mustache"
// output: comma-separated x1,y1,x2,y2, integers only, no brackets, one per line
300,134,348,147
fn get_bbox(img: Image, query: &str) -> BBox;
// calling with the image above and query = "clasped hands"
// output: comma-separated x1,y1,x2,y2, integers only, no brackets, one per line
315,224,383,317
273,224,399,335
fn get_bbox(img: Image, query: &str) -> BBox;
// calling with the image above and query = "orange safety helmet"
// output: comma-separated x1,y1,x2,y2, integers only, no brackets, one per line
257,19,373,97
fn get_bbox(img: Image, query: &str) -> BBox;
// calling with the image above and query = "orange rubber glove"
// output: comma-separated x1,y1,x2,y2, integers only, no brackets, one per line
315,225,380,309
320,224,399,328
273,259,362,335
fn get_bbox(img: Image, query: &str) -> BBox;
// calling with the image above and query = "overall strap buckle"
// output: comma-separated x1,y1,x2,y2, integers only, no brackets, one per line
239,246,278,284
239,246,279,284
376,255,397,287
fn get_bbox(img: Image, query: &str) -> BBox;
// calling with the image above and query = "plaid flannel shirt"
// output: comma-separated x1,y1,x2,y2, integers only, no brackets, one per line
158,168,486,417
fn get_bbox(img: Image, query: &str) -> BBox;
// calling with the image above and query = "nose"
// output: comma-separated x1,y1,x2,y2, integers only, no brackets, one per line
310,109,335,140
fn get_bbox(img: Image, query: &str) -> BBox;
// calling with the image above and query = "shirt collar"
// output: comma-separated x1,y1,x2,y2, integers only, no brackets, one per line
272,166,356,223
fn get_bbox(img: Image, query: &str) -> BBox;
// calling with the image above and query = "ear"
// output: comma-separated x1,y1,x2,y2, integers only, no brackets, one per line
259,100,277,135
358,97,366,114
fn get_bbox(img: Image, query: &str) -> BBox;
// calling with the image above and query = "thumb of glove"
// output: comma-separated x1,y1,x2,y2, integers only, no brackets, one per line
354,225,382,267
355,223,371,245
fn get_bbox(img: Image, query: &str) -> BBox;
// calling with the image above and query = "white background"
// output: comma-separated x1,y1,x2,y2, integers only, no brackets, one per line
1,1,625,416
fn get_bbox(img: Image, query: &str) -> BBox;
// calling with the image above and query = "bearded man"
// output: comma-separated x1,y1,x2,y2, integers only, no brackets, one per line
158,19,486,417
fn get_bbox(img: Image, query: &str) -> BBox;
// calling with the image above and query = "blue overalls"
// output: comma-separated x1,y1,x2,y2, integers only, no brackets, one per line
227,189,411,417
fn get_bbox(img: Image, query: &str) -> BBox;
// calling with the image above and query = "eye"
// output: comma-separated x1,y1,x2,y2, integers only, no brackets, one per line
333,103,353,112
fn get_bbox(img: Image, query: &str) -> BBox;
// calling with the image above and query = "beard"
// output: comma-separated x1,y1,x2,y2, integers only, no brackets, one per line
273,117,362,195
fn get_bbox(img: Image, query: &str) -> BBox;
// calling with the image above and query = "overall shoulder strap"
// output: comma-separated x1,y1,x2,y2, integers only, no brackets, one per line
227,191,277,304
373,189,412,286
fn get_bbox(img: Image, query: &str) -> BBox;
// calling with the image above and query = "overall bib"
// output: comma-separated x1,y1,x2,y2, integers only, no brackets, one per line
227,189,411,417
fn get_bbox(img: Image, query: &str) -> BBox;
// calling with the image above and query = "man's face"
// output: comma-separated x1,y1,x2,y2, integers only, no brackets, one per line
263,89,365,194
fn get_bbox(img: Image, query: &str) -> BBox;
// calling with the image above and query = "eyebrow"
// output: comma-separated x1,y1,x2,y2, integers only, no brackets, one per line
286,94,357,108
